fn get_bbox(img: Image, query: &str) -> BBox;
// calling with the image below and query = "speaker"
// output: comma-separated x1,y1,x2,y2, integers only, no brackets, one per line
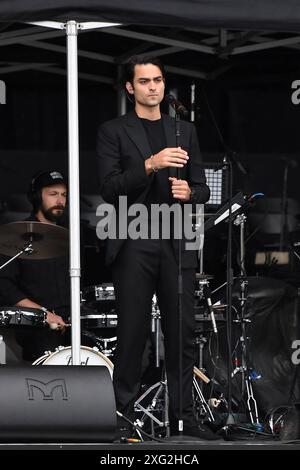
0,366,116,442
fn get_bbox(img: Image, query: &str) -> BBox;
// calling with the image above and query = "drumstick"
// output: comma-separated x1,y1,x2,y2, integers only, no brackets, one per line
193,365,210,384
49,322,71,330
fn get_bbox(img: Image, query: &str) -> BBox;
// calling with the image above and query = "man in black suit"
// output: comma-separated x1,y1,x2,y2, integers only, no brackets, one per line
97,56,215,440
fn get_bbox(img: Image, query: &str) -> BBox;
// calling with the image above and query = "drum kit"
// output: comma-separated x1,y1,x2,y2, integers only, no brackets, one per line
0,221,117,364
0,220,223,437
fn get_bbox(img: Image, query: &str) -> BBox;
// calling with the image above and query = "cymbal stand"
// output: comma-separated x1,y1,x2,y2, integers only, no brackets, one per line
195,277,218,335
194,333,207,380
194,281,216,423
192,357,215,422
232,213,260,426
134,295,170,437
0,243,33,271
151,294,161,368
135,294,216,436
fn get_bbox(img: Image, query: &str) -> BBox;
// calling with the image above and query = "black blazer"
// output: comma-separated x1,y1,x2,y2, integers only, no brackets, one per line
96,110,210,267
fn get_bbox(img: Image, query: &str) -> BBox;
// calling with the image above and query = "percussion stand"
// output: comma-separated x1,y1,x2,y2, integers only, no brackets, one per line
0,243,33,271
193,278,217,423
194,332,207,381
134,295,170,437
232,212,260,426
0,242,36,363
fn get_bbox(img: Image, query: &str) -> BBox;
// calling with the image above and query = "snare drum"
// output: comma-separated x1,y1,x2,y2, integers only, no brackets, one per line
32,345,114,377
0,307,45,327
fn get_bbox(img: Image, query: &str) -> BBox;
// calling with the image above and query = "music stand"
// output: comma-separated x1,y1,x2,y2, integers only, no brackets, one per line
204,191,246,424
201,162,229,211
204,192,246,233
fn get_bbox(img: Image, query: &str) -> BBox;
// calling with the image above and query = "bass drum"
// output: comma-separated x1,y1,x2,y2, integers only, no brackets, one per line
32,345,114,377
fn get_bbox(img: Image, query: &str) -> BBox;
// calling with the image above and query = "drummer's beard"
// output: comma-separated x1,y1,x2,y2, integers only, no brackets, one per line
42,205,65,223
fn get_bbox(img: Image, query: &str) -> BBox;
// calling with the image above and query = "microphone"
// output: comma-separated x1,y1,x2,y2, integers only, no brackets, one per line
165,94,188,117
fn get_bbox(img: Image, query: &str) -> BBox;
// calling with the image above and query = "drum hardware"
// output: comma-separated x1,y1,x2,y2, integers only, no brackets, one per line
134,294,169,436
134,295,214,437
80,310,118,329
63,327,117,358
83,312,117,326
134,375,169,437
135,364,216,437
80,283,117,333
0,307,46,327
151,294,161,368
231,211,261,426
192,325,216,422
95,336,117,357
79,284,118,357
0,243,33,272
81,283,115,309
194,274,218,335
211,278,238,296
192,366,215,422
194,309,226,331
194,333,208,391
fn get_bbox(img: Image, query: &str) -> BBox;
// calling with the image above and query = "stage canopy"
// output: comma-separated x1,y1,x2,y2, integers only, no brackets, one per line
0,0,300,32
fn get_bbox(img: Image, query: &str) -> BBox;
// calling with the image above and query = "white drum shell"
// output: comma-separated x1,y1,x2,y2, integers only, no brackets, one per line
33,345,114,377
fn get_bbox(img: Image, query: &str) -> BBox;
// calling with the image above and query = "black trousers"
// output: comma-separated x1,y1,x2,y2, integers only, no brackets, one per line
112,238,196,425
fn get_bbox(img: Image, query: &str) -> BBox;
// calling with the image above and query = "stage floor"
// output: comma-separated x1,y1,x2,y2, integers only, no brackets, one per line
0,439,299,449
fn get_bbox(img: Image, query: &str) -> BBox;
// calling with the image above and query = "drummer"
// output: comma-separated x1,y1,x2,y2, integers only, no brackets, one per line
0,170,69,361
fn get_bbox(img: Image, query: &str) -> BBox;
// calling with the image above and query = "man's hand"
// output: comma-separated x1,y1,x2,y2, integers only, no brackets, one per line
46,311,66,331
145,147,188,174
169,177,192,201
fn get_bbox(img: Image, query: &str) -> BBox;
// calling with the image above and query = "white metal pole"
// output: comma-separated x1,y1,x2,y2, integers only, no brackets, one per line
29,20,121,367
66,20,81,365
117,65,127,116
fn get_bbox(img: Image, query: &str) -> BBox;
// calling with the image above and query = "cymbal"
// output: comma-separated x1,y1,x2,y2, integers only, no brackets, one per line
0,221,69,260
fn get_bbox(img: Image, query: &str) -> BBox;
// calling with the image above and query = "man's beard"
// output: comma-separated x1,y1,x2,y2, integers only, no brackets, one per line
41,205,65,223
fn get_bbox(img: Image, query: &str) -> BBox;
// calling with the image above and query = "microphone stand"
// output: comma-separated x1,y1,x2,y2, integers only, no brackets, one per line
175,111,184,436
164,109,193,442
279,160,289,251
200,89,249,425
222,153,236,425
